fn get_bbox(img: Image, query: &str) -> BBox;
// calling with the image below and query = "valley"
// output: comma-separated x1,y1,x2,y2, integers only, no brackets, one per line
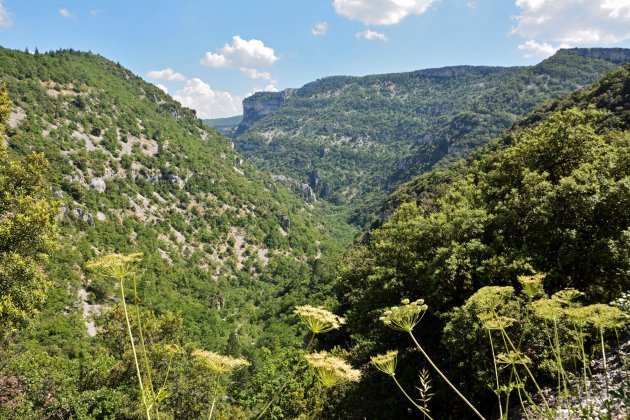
0,41,628,419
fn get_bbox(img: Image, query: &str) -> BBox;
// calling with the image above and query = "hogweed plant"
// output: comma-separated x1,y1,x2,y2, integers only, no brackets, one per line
294,305,345,344
306,351,361,387
255,305,347,419
87,253,157,420
380,298,486,419
475,286,550,419
192,349,250,419
370,350,433,419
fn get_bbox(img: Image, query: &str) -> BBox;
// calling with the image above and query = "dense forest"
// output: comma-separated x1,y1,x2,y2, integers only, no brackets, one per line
0,46,628,419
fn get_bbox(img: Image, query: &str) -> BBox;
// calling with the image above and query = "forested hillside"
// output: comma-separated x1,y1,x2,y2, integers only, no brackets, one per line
334,64,630,418
0,47,355,418
0,45,627,419
234,48,629,225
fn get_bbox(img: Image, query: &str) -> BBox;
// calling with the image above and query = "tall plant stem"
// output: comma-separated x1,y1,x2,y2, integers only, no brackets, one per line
391,375,434,420
133,272,157,418
119,276,151,420
408,331,485,420
599,328,609,399
488,331,503,420
208,374,221,420
575,324,589,399
500,328,550,413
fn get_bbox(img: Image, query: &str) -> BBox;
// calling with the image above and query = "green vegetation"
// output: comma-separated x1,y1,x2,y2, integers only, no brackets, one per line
0,47,355,418
335,65,630,418
0,45,627,419
0,84,60,337
202,115,243,136
235,48,628,225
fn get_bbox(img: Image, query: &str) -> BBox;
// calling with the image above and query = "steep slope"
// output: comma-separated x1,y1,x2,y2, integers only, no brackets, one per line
234,48,629,224
334,65,630,418
0,47,353,354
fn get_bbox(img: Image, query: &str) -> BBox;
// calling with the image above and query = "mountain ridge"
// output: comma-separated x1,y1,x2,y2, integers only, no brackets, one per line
233,47,630,225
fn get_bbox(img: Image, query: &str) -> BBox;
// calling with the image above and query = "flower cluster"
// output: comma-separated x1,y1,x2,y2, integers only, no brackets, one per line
370,350,398,376
531,298,565,321
305,351,361,387
294,305,345,334
379,298,428,332
517,274,545,299
481,315,517,331
86,252,143,279
192,349,250,374
584,303,624,330
496,351,532,366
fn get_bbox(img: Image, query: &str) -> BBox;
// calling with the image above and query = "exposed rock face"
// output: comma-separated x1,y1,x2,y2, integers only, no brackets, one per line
7,107,27,128
278,214,291,230
236,89,296,135
72,208,94,225
89,177,106,193
271,174,317,203
412,65,504,78
138,172,186,188
309,170,330,198
568,47,630,64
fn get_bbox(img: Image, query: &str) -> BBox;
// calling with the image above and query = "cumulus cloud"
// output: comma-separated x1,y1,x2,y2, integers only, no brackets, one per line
200,36,279,68
58,8,75,18
155,84,168,94
517,39,563,57
333,0,436,25
356,29,388,41
0,2,11,29
312,22,329,36
512,0,630,49
240,67,275,83
173,78,242,119
147,68,186,82
200,52,230,68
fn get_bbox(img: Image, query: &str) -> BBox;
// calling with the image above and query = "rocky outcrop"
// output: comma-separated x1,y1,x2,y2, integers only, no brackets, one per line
89,177,106,193
271,174,317,203
568,47,630,64
71,208,95,225
309,170,330,198
412,65,504,78
236,89,296,134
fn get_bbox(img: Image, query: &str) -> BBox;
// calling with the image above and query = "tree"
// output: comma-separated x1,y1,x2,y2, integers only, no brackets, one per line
0,84,59,337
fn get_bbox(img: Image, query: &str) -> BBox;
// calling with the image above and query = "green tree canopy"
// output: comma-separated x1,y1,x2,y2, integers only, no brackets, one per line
0,84,59,337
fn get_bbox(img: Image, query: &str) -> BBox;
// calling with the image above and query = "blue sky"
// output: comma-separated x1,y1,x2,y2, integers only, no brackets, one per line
1,0,629,117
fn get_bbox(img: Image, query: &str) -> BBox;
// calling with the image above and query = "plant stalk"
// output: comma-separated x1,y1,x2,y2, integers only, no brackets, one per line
408,331,485,420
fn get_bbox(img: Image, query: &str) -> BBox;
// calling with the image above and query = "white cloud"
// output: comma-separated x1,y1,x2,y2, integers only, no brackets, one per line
58,8,75,18
312,21,329,36
355,29,388,41
0,2,11,29
512,0,630,49
200,52,231,68
200,36,279,68
333,0,437,25
155,84,168,94
90,9,101,16
467,1,478,9
173,78,242,119
240,67,275,82
147,68,186,82
517,39,561,57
